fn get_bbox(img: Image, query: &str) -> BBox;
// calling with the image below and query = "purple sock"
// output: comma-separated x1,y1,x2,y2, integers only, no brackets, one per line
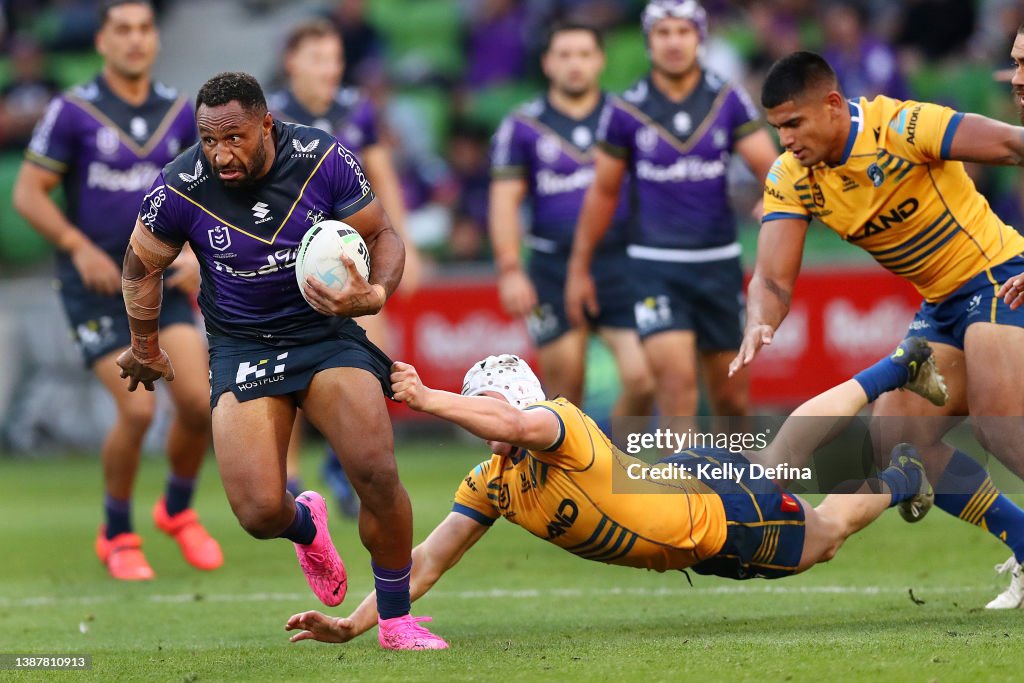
280,501,316,545
373,561,412,620
165,474,196,517
104,494,132,539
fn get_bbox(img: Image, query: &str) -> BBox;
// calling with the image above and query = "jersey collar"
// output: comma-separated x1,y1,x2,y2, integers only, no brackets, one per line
834,99,863,166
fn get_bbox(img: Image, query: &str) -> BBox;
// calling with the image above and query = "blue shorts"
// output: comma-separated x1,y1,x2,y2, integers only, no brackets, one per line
59,278,196,368
659,450,806,580
905,254,1024,349
208,321,393,409
527,248,639,347
631,256,744,350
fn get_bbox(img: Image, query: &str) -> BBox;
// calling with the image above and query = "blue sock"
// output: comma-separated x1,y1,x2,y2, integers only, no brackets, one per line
104,494,132,539
935,449,1024,563
373,561,412,620
164,474,196,517
878,463,922,506
853,356,910,403
280,500,316,545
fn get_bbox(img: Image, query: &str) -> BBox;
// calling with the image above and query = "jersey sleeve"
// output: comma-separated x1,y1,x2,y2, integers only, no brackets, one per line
524,399,598,470
761,154,811,224
727,83,763,140
331,142,376,219
596,99,634,160
25,96,76,174
490,116,527,179
452,459,500,526
139,174,189,246
883,100,964,162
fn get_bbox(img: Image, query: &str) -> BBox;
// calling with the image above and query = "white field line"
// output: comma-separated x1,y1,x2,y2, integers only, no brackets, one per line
0,584,994,609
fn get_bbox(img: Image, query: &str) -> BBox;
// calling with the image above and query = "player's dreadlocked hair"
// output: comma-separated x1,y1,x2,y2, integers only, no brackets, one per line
761,51,840,109
195,72,268,116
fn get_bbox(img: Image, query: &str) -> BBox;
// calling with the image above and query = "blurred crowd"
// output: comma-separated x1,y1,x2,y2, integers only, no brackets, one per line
3,0,1024,264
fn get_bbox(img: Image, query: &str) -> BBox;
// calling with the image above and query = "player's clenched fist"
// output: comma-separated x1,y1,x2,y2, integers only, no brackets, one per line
116,348,174,392
391,361,431,411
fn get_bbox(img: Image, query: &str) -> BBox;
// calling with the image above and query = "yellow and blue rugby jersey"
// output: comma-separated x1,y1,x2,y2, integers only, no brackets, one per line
762,96,1024,302
452,398,728,572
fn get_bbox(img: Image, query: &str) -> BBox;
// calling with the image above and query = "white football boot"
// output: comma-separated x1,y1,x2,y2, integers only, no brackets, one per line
985,556,1024,609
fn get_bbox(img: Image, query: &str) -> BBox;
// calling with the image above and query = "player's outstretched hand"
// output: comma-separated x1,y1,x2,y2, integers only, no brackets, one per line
565,270,598,328
729,324,774,377
498,269,538,317
285,610,357,644
304,253,386,318
998,272,1024,310
116,348,174,391
71,239,121,296
391,361,431,411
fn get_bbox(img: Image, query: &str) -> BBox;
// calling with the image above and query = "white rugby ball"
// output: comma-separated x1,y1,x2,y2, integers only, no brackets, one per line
295,220,371,305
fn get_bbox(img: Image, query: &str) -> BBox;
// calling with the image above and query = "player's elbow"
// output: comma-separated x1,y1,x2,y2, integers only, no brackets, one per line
11,174,36,218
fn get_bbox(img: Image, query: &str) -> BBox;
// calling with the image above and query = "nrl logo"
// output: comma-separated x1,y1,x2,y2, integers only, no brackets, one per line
178,159,205,185
292,139,321,154
208,225,232,251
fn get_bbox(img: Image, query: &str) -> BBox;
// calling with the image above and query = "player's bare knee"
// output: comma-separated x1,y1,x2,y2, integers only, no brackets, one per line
619,365,655,402
173,398,211,433
117,399,156,433
232,498,288,539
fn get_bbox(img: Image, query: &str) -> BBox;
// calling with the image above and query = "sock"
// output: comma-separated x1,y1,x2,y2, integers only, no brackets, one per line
935,449,1024,563
878,463,922,506
164,474,196,517
853,355,910,403
104,494,132,539
373,561,412,620
279,500,316,545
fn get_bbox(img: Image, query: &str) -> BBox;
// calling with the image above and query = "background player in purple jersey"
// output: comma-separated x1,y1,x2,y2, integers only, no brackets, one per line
268,18,424,511
11,0,221,582
565,0,778,422
488,22,654,421
116,72,446,650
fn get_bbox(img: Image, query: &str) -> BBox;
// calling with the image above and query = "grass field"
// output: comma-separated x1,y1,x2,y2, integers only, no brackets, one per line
1,440,1022,682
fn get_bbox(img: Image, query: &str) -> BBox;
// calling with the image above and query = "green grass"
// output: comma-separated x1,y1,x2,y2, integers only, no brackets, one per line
1,441,1022,682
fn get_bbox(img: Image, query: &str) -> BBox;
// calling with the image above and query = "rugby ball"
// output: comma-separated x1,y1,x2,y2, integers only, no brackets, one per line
295,220,371,305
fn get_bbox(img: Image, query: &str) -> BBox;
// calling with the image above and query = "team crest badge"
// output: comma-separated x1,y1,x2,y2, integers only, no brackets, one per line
636,125,659,153
537,135,562,163
208,225,232,251
867,162,885,187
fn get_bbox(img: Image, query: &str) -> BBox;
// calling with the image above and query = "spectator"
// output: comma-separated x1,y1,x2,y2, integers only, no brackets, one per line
0,37,59,150
821,0,908,99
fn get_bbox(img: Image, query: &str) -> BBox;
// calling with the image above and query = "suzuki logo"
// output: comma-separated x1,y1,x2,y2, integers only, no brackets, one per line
251,202,270,219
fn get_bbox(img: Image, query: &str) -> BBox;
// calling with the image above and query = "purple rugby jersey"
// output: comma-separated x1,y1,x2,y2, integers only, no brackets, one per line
490,94,631,253
26,75,196,276
597,72,762,251
267,86,378,156
139,120,375,343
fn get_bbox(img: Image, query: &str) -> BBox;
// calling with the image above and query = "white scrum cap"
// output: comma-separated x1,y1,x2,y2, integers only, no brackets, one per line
461,354,546,408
